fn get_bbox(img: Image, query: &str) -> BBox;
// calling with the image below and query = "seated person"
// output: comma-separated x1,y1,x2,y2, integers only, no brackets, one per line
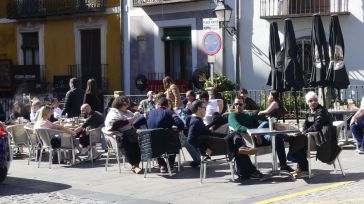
34,105,79,157
289,91,332,178
34,105,76,136
51,98,63,120
258,91,284,118
240,88,259,110
138,91,155,113
228,97,293,172
9,101,30,121
104,96,142,174
186,100,263,179
350,97,364,154
197,90,224,126
30,99,42,122
74,104,105,159
134,97,184,173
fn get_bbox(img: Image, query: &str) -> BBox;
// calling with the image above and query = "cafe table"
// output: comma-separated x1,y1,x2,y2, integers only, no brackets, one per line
328,109,358,147
247,127,300,180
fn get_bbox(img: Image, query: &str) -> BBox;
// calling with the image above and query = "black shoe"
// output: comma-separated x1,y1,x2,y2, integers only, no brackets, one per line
190,161,200,168
280,164,294,172
249,171,264,180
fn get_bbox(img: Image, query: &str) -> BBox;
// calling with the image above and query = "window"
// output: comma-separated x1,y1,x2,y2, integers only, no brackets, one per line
21,32,39,65
283,0,330,14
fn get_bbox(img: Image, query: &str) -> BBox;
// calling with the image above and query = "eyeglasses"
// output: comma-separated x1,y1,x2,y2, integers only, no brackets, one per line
308,98,318,103
234,103,244,107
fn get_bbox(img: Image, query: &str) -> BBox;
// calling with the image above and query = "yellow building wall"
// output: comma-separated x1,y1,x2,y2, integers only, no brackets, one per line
105,14,121,93
0,23,18,64
43,14,121,93
43,19,75,83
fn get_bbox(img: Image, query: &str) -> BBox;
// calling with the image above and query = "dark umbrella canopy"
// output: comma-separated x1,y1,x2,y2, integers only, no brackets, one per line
326,15,350,90
283,19,304,125
267,22,285,92
283,19,304,91
310,14,330,87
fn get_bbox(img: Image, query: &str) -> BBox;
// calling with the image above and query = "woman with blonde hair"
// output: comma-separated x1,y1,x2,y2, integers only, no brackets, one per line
34,105,75,136
83,78,103,113
163,76,183,110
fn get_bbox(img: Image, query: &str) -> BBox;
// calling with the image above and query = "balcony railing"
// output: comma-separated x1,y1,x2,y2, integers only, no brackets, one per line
68,64,108,91
7,0,106,19
260,0,349,19
133,0,202,7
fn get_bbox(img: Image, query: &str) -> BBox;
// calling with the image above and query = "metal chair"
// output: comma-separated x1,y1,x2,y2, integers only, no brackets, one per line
86,127,102,166
306,125,345,178
229,125,272,169
6,124,29,157
101,127,126,173
138,128,181,178
200,136,235,183
35,128,76,168
24,124,41,165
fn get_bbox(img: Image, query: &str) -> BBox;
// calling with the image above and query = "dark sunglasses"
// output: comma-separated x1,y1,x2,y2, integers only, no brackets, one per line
234,103,244,107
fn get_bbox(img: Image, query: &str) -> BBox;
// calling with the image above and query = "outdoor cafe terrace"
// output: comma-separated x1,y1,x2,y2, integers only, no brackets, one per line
1,85,364,120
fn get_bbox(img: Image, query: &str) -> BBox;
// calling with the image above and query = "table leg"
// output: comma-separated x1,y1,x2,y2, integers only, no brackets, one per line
271,134,277,171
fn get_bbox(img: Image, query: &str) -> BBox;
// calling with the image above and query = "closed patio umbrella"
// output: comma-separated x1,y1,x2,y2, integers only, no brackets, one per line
267,22,286,121
283,19,305,125
310,14,330,107
267,22,284,92
326,15,350,98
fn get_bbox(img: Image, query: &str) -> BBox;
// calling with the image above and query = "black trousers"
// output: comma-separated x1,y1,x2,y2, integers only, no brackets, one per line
288,134,308,171
118,135,141,166
198,132,257,178
225,133,257,178
157,155,176,168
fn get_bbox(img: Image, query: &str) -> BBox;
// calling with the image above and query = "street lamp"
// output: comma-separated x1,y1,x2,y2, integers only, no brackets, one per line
214,0,240,85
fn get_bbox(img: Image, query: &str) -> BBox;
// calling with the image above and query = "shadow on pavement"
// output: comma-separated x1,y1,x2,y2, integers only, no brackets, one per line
0,177,71,196
305,170,364,184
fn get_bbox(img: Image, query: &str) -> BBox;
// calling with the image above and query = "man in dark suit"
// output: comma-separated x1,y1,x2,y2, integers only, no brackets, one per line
62,77,84,118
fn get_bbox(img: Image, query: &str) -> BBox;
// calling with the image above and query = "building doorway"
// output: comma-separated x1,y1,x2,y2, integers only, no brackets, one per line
81,29,101,89
163,27,192,81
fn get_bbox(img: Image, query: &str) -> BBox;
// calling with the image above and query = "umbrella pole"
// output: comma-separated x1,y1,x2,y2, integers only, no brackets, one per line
293,91,299,127
322,87,326,108
280,93,285,123
337,89,341,103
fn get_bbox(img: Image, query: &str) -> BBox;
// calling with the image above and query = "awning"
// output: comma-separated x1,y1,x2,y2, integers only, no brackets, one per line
162,27,191,41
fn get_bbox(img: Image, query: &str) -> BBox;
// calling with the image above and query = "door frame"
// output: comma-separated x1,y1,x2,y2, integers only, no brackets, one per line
153,18,197,75
74,18,107,66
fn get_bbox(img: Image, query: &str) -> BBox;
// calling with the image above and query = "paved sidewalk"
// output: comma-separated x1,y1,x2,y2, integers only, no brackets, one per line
1,146,363,204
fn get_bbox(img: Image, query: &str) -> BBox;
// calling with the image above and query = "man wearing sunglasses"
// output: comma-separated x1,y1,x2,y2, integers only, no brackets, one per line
228,97,294,173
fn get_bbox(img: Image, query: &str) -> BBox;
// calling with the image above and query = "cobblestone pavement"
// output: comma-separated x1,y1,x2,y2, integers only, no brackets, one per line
0,192,113,204
257,180,364,204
